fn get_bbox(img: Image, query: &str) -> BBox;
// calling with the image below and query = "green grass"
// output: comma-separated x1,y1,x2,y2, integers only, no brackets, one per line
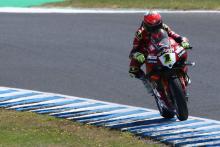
0,109,165,147
0,0,64,7
43,0,220,10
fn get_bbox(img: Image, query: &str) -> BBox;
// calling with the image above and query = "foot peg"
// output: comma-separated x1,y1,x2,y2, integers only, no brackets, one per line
185,61,195,66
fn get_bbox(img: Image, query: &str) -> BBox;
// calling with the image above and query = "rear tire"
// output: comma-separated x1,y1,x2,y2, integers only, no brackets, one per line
169,77,188,121
155,98,175,119
161,108,175,119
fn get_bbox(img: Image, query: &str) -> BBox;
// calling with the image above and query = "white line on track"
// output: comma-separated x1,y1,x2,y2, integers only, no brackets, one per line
0,7,220,14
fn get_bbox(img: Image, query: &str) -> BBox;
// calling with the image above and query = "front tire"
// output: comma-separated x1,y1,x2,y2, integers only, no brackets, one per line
169,77,188,121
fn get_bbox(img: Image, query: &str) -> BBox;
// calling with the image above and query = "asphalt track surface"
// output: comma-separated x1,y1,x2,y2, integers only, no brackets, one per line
0,13,219,120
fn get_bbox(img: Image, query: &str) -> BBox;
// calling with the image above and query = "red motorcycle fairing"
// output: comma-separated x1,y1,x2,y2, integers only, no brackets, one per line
146,37,188,74
146,37,188,109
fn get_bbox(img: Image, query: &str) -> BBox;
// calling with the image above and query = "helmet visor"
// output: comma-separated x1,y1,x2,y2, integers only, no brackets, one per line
143,21,162,33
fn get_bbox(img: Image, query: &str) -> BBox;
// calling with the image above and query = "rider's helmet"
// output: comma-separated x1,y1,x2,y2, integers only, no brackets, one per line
143,11,163,33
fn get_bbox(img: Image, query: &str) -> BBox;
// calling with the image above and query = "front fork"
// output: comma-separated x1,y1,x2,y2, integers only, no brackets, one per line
151,78,174,110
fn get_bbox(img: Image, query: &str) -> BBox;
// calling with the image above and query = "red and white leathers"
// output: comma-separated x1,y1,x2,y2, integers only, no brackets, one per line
129,22,187,79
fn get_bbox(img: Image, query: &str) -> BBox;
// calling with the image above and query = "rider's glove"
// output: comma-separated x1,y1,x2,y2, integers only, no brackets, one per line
133,52,145,63
181,41,190,49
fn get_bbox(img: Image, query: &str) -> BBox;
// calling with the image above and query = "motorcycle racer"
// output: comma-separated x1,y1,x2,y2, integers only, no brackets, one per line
129,10,191,93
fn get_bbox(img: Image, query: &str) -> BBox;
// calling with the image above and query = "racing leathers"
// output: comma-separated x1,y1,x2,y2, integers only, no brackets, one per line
129,23,189,93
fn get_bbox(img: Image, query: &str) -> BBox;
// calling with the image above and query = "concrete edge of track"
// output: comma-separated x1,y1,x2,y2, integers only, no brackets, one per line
0,7,220,14
1,86,220,146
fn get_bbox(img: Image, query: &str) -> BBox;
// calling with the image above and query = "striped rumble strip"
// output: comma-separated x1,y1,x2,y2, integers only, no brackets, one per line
0,86,220,146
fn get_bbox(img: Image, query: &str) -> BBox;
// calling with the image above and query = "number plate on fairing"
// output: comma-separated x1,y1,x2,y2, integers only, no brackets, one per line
159,53,176,68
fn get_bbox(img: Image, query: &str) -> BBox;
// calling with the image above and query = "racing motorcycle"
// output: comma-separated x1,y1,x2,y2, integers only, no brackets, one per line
144,29,195,121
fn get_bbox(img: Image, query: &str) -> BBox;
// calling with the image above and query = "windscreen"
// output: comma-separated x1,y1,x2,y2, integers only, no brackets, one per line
151,29,170,52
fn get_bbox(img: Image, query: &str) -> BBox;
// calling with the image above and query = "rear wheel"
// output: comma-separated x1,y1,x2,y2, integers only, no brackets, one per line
161,108,175,118
169,77,188,121
154,91,175,119
159,105,175,119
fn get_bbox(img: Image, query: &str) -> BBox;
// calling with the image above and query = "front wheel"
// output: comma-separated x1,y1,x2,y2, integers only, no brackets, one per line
169,77,188,121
